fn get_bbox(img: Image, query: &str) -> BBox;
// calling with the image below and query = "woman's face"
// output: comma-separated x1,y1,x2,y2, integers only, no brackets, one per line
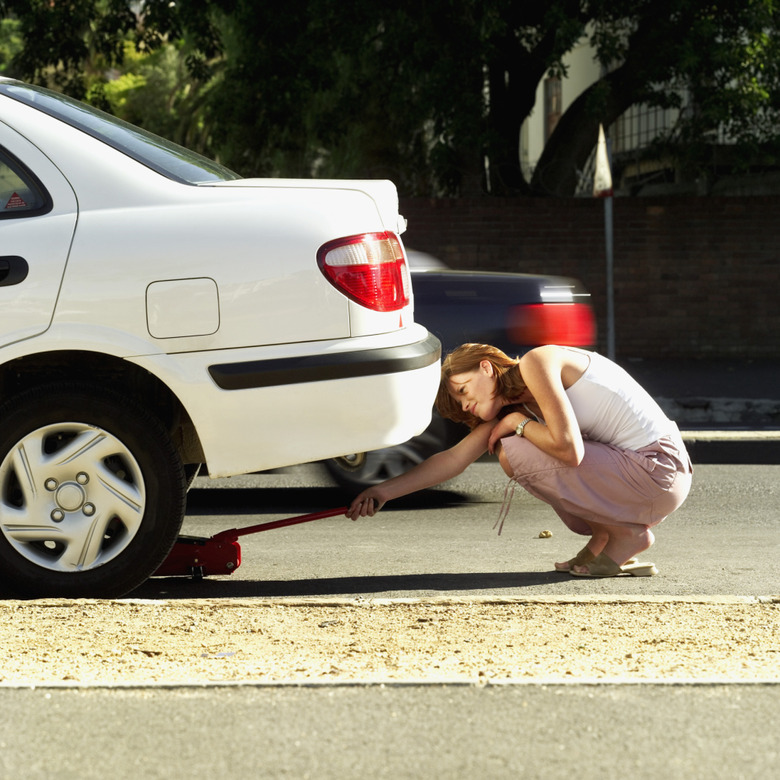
447,359,504,421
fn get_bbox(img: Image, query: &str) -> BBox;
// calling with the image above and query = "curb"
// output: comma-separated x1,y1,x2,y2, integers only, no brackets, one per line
2,677,779,691
680,429,780,464
2,594,776,608
681,429,780,440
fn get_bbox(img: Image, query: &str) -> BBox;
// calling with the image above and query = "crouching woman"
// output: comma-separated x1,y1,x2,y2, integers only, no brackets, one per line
346,343,692,578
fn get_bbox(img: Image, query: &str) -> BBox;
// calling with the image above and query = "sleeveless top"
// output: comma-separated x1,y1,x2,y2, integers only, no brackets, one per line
565,350,677,451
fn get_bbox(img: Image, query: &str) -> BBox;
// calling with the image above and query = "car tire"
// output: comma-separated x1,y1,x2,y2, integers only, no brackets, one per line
0,382,187,598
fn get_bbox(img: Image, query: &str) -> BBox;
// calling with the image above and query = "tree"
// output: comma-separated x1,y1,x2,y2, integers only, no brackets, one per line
0,15,22,73
532,0,780,196
0,1,217,151
4,0,780,196
0,0,135,98
101,40,218,157
139,0,780,195
139,0,490,192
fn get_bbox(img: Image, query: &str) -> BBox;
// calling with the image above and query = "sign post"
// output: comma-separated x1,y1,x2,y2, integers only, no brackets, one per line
593,124,615,360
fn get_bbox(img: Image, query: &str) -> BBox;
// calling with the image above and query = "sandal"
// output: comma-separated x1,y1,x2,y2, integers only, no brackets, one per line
554,545,596,572
555,546,637,572
570,551,657,578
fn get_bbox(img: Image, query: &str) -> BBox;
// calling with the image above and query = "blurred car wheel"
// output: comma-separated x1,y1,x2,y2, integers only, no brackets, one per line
325,415,455,491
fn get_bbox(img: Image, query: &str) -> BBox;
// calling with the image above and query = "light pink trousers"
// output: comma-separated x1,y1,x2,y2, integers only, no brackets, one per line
501,434,693,535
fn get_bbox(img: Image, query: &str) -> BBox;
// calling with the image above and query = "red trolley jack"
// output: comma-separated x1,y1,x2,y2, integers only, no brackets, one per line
152,507,347,580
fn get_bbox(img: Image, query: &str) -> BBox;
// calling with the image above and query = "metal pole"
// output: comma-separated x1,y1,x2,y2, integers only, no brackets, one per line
605,192,615,360
594,126,615,360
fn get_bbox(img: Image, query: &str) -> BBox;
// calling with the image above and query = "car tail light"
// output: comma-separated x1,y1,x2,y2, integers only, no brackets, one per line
317,232,411,312
507,303,596,346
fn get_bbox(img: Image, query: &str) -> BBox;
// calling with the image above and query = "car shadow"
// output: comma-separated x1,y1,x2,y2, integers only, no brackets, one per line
184,486,473,515
132,570,564,600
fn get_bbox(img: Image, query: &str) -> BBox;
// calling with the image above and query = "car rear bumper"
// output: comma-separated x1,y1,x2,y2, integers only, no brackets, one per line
208,332,440,390
133,327,442,478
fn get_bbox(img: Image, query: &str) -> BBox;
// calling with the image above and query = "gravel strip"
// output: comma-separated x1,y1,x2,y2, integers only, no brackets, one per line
1,597,777,686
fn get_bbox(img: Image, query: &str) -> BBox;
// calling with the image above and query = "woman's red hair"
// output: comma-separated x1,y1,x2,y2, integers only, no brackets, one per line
435,343,527,429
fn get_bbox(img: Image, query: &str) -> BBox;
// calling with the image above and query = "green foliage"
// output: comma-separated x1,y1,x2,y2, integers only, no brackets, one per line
5,0,780,195
98,41,217,157
0,0,135,97
0,17,23,74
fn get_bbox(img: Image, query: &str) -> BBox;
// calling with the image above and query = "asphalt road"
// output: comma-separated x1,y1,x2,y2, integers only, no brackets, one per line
136,461,780,599
2,684,777,779
2,461,778,780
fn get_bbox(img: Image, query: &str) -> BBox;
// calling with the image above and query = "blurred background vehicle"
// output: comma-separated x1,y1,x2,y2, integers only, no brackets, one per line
323,250,596,489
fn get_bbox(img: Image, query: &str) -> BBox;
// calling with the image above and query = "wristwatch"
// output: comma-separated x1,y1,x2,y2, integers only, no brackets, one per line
515,418,532,437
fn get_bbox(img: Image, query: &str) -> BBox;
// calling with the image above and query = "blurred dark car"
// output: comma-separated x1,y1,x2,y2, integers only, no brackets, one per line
323,251,596,489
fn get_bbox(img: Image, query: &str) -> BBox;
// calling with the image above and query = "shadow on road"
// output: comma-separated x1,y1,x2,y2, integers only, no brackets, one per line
132,570,563,600
184,486,472,515
0,570,561,601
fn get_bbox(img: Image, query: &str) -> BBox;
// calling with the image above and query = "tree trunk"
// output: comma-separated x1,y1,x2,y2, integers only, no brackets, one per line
530,64,640,197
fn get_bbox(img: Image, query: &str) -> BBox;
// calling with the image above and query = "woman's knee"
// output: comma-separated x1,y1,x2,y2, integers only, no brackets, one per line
498,446,514,477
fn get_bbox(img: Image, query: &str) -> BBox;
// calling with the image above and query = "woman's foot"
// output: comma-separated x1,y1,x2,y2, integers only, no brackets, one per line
570,552,657,578
556,547,638,572
554,545,596,572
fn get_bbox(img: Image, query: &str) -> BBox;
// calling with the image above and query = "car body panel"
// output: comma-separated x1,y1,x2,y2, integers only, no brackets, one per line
0,120,77,347
130,327,439,477
2,100,411,350
0,79,440,479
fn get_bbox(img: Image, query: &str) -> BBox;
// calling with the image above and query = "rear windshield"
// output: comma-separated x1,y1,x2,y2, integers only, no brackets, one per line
0,80,241,185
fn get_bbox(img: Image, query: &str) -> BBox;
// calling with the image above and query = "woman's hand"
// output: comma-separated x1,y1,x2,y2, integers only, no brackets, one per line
487,412,527,454
346,488,387,520
345,424,494,522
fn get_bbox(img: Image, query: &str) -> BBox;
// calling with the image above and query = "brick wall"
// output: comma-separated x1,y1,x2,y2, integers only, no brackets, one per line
400,196,780,359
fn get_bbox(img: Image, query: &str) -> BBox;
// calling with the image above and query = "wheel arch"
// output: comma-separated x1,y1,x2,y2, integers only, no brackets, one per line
0,349,205,467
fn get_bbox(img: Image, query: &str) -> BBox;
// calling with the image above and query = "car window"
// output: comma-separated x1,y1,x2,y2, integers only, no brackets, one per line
0,147,51,219
0,80,241,186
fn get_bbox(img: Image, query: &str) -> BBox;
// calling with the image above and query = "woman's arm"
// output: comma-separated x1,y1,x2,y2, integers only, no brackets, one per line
346,422,494,519
487,346,585,466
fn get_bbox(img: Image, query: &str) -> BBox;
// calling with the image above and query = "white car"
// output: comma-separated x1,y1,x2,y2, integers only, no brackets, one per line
0,78,440,598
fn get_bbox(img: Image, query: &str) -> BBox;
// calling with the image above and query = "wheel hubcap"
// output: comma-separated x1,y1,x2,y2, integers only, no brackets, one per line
0,422,147,572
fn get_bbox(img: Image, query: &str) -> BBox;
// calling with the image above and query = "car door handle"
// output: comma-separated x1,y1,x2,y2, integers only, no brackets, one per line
0,255,29,286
